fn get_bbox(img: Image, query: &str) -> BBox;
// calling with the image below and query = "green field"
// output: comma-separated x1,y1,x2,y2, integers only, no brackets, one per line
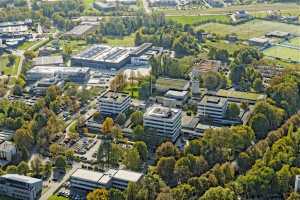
0,55,20,75
286,37,300,48
17,40,40,50
160,3,300,16
166,15,231,25
205,40,247,54
263,46,300,63
197,20,300,40
105,33,136,47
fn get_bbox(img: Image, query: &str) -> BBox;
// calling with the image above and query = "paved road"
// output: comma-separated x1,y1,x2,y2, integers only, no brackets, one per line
40,163,80,200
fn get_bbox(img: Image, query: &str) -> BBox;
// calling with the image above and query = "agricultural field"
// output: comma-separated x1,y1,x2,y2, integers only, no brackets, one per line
197,20,300,40
159,3,300,16
0,55,20,75
166,15,231,25
263,46,300,63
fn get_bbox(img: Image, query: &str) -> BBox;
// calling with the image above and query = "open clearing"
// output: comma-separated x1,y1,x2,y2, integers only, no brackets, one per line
105,33,136,47
205,40,247,54
166,15,231,25
263,46,300,63
197,20,300,40
286,37,300,48
0,55,20,75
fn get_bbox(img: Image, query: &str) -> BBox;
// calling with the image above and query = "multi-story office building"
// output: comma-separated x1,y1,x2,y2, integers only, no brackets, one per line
143,104,182,142
0,141,16,166
198,96,228,119
0,174,42,200
98,91,131,116
112,169,143,190
70,168,143,195
30,77,64,96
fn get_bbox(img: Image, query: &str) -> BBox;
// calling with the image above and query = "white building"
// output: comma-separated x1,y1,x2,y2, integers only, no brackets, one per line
98,91,131,116
0,141,16,166
198,96,228,119
295,175,300,192
144,105,182,142
0,174,42,200
70,168,143,194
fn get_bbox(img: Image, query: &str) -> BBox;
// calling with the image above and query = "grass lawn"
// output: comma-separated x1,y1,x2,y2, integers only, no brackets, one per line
286,37,300,48
123,84,140,98
216,89,266,101
166,15,231,25
263,46,300,63
105,33,136,47
0,55,20,75
205,40,247,54
18,40,40,50
159,3,300,15
196,19,300,40
156,77,189,91
48,195,69,200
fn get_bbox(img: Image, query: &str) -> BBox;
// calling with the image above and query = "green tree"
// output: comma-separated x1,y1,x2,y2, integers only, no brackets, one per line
253,78,264,92
115,113,126,126
109,188,125,200
249,113,270,139
171,184,195,200
131,111,143,127
17,161,29,175
226,103,240,119
30,156,43,177
55,155,67,170
156,141,179,160
123,148,141,171
133,141,148,162
156,156,175,184
87,188,109,200
6,165,17,174
102,117,114,134
200,186,237,200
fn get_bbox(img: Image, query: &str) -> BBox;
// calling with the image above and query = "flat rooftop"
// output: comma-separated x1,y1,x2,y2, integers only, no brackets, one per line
65,24,94,36
99,91,130,103
145,104,181,119
193,59,221,73
249,37,270,43
2,174,42,184
27,66,90,74
33,56,64,66
74,44,131,64
216,89,266,102
165,90,188,98
199,96,227,107
113,169,143,182
266,31,291,37
71,169,108,183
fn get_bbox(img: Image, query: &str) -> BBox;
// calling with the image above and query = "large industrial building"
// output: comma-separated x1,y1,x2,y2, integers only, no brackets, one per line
0,174,42,200
98,91,131,116
144,104,182,142
71,43,161,70
32,55,64,66
26,66,90,83
70,168,143,195
71,44,132,69
64,24,97,39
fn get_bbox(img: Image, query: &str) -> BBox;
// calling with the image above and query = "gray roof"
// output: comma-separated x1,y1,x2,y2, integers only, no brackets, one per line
113,169,143,182
33,56,64,66
2,174,42,184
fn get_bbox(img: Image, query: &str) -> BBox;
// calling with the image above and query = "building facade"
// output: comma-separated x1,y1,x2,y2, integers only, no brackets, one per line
98,91,131,116
198,96,228,119
143,105,182,142
0,174,42,200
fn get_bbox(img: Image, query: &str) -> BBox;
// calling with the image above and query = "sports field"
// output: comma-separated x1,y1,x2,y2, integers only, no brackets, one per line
263,46,300,63
197,20,300,40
